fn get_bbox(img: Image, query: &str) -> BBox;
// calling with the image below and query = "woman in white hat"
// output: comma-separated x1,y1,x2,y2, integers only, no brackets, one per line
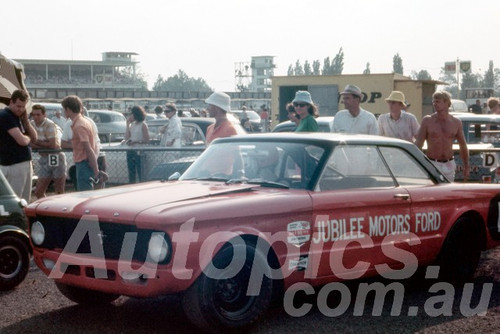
293,91,319,132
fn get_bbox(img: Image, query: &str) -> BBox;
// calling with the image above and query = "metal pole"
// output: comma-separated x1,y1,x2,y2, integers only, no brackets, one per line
456,57,460,99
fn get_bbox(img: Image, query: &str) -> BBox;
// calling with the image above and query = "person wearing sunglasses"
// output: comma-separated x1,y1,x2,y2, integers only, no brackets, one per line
292,91,319,132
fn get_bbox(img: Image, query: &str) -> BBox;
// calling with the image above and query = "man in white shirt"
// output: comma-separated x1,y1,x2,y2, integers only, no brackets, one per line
378,91,420,142
333,84,378,135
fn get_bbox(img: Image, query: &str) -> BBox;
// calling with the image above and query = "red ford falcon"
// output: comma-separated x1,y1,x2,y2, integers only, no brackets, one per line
26,133,500,331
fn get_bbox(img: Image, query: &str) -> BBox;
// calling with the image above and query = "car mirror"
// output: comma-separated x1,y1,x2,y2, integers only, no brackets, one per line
168,172,181,181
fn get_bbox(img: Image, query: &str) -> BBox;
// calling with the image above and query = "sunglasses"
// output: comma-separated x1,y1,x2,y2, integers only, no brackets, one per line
293,103,308,108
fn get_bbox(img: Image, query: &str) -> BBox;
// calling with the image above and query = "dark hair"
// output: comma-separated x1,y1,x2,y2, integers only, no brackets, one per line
154,105,163,113
131,105,146,122
32,104,46,114
10,90,29,103
61,95,83,113
307,104,319,118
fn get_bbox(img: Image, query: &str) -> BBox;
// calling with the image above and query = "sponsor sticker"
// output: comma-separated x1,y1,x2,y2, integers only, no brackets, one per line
287,221,311,247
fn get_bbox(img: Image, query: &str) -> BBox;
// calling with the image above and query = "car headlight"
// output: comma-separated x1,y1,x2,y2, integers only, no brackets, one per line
31,221,45,246
147,233,169,263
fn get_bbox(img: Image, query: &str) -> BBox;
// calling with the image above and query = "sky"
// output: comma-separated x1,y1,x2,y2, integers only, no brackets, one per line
2,0,498,91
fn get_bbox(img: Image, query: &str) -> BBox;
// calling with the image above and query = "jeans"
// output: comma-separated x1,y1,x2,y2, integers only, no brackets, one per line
127,150,142,183
75,160,94,191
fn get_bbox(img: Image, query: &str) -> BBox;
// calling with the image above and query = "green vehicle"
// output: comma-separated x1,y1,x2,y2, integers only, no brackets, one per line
0,170,31,290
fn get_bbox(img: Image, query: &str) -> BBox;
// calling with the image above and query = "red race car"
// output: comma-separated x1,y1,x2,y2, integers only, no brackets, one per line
26,133,500,331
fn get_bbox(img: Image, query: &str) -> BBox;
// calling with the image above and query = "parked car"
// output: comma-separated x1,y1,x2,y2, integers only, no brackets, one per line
88,110,127,143
26,133,500,331
452,112,500,182
146,117,247,180
272,116,335,132
449,99,469,113
0,170,30,291
229,109,262,132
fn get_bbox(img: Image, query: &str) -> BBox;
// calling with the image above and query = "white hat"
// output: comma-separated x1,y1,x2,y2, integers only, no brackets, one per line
340,84,363,98
205,91,231,113
292,91,314,105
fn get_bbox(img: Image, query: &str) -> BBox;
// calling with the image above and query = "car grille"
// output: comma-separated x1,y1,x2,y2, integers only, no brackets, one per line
30,216,169,264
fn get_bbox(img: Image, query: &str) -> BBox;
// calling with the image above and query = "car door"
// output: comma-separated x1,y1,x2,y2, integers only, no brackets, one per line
308,144,413,283
378,146,455,265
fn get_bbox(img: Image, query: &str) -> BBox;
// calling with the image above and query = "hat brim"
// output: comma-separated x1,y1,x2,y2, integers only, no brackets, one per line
385,98,406,107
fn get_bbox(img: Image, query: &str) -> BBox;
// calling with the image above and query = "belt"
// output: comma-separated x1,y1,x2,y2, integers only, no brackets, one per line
427,157,454,163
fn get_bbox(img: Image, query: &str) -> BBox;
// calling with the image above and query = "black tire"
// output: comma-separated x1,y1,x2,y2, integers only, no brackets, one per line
0,236,30,291
182,242,273,332
55,282,120,304
437,217,482,285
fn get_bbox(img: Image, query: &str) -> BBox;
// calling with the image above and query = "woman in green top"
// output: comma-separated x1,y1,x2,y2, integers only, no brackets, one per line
292,90,319,132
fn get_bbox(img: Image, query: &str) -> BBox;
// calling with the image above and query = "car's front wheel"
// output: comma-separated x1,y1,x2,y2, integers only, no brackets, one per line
55,282,120,304
0,235,30,291
182,241,273,332
437,217,482,285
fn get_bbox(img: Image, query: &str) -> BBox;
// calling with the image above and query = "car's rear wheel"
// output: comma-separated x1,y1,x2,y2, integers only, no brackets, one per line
0,236,30,291
437,217,482,285
182,241,273,332
55,282,120,304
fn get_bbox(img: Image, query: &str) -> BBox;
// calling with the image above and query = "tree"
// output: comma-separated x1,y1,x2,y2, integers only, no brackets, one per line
363,62,371,75
322,57,331,75
330,48,344,75
294,60,304,76
287,64,294,76
153,69,212,92
483,61,495,88
312,60,321,75
303,60,312,75
393,53,403,75
414,70,432,80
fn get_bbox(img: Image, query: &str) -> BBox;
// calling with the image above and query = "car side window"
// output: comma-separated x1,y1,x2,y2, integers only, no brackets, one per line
182,124,205,146
379,146,434,186
318,145,395,191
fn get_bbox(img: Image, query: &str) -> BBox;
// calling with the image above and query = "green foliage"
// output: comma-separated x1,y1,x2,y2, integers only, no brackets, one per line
294,60,304,76
153,70,212,92
303,60,312,75
287,64,294,76
363,62,371,75
312,60,321,75
393,53,403,75
483,61,495,88
330,48,344,75
414,70,432,80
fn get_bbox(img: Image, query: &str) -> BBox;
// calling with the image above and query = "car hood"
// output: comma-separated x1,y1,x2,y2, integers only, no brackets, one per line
27,181,258,222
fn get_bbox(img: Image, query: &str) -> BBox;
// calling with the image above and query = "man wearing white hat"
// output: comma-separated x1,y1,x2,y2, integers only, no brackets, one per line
205,91,237,144
333,84,378,135
378,91,420,142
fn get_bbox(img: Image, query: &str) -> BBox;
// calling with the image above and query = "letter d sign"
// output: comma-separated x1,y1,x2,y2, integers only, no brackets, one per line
483,153,497,168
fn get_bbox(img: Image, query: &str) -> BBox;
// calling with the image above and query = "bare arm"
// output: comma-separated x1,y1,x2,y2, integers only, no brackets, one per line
414,118,428,149
7,127,31,146
455,119,470,181
142,123,150,143
20,112,37,143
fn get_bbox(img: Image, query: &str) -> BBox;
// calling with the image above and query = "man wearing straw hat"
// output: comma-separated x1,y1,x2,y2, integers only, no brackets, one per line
378,90,420,142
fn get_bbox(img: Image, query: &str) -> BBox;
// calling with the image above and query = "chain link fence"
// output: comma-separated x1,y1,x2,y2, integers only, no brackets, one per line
32,146,205,189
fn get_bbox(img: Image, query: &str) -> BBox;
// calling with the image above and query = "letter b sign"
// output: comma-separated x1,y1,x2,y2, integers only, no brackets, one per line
48,154,59,167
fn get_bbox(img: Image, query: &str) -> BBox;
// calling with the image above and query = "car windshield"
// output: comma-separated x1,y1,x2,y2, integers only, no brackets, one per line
180,141,326,190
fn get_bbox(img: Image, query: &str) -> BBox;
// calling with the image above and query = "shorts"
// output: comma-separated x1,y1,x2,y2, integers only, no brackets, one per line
38,153,67,179
430,159,456,182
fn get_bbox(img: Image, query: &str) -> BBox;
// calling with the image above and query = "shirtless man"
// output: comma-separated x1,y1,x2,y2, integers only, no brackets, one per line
415,90,469,182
